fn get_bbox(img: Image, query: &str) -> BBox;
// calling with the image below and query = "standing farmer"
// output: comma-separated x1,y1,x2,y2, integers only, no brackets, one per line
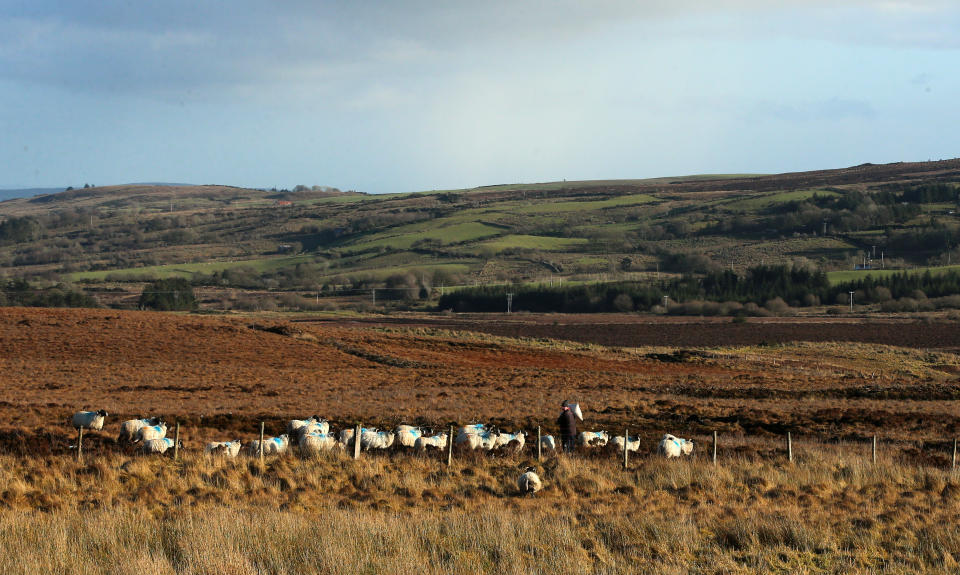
557,400,577,454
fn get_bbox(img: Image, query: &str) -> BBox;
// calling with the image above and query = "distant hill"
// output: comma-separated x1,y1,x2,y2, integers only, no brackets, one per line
1,159,959,310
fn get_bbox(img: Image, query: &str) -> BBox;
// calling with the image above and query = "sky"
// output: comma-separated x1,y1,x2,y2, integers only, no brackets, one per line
0,1,958,194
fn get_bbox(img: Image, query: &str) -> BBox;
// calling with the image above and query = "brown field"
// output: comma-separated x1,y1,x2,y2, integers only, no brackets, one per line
4,307,960,573
2,307,960,461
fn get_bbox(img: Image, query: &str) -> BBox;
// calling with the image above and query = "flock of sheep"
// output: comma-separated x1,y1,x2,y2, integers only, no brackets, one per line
70,411,696,460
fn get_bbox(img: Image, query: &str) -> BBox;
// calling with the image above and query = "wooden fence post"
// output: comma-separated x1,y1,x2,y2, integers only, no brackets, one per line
537,426,542,462
447,425,454,467
259,421,265,465
787,431,793,463
712,431,717,466
353,423,362,460
872,435,877,465
623,428,629,470
77,426,83,463
174,422,180,461
953,438,957,470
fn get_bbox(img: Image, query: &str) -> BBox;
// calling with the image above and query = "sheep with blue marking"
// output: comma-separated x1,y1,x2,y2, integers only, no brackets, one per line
134,422,167,444
71,410,108,431
414,432,448,451
141,437,181,455
118,417,162,443
248,434,290,456
577,430,609,448
395,425,428,448
494,430,527,453
288,416,328,441
204,440,242,458
456,425,500,451
299,432,337,456
360,428,395,450
657,434,694,458
611,435,642,454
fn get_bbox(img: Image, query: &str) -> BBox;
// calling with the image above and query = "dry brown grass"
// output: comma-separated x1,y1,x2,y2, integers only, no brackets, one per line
2,446,960,573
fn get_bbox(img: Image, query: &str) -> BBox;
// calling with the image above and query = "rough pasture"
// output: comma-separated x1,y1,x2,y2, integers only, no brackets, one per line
1,308,960,464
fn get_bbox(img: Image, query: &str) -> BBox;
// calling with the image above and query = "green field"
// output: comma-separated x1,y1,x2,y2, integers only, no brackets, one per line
827,265,960,285
725,188,840,210
475,234,589,251
512,194,657,213
343,221,504,252
68,254,317,281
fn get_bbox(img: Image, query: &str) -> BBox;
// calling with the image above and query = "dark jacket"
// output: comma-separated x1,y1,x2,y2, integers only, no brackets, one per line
557,408,577,438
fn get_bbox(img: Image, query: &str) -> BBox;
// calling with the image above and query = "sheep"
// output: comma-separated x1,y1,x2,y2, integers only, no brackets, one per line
338,427,363,449
204,440,242,458
395,425,430,448
360,428,395,450
299,432,337,456
610,435,642,454
494,431,527,453
288,416,328,440
71,410,107,431
414,432,448,451
517,467,542,496
247,434,290,456
577,431,609,448
118,417,161,443
134,422,167,444
539,435,557,451
456,428,500,451
658,434,694,458
141,437,181,454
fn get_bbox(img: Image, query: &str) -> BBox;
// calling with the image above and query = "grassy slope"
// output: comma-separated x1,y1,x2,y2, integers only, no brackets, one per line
0,160,957,291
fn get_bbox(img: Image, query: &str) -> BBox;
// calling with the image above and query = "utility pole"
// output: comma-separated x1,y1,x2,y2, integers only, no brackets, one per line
506,293,513,314
849,291,855,312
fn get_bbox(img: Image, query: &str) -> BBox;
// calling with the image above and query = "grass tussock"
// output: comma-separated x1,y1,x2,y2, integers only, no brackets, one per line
2,446,960,572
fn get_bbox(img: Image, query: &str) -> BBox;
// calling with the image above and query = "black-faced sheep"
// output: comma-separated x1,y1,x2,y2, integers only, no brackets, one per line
204,440,242,458
517,467,542,495
71,410,107,431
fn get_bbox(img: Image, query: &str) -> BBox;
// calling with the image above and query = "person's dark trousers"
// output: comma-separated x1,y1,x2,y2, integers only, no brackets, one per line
562,435,576,454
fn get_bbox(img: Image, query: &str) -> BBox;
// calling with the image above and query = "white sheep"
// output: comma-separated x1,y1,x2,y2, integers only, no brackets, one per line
248,435,290,456
414,432,448,451
287,415,320,436
539,435,557,451
204,440,242,458
141,437,180,454
494,431,527,452
117,417,161,443
577,431,609,447
610,435,642,453
517,467,542,496
456,428,500,451
299,432,337,455
658,434,694,458
360,429,395,450
395,425,428,448
71,410,107,431
134,422,167,444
